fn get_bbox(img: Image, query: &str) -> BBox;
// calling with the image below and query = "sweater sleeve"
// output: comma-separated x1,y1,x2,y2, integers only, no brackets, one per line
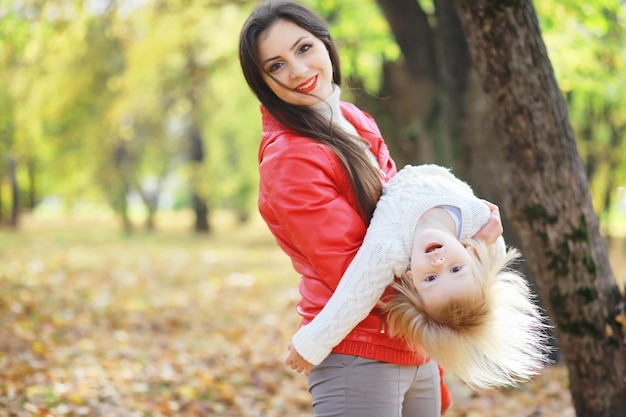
291,192,411,365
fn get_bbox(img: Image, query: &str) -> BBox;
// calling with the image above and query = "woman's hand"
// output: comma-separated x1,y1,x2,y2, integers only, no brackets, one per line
285,342,313,376
472,200,503,245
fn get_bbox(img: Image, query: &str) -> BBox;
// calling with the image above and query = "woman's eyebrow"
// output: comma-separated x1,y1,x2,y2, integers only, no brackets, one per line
263,35,309,65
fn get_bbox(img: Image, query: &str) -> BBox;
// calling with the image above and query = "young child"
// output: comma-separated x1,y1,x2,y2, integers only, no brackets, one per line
286,164,550,389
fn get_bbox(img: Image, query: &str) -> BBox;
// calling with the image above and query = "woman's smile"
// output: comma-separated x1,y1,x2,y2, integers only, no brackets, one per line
296,75,318,93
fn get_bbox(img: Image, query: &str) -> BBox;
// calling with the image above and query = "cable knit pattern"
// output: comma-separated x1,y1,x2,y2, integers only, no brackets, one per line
292,164,496,365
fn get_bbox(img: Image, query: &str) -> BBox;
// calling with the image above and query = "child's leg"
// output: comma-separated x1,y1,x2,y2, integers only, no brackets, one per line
308,354,441,417
401,359,442,417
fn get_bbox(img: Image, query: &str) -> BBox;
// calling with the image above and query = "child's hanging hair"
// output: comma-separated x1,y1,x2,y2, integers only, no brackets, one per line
381,239,551,389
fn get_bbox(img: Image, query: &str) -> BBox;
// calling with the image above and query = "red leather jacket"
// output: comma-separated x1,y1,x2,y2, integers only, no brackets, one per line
257,102,429,365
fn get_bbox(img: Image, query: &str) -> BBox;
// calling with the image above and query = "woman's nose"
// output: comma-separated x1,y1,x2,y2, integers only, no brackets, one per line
290,61,308,78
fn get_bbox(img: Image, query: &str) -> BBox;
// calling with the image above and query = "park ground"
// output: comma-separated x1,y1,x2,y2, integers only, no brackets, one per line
1,210,624,417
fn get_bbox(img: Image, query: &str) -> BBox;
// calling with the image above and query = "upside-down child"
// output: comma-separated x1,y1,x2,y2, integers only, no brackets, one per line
285,164,550,389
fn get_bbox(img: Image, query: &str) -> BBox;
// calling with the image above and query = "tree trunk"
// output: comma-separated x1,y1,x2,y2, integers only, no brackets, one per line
144,198,157,232
27,158,36,209
113,141,133,234
137,184,161,232
192,192,209,233
433,0,472,172
185,46,210,234
370,0,439,167
7,157,19,228
119,183,132,234
188,124,210,234
453,1,626,416
0,167,4,224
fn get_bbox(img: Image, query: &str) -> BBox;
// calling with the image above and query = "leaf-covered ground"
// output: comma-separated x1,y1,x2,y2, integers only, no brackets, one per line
1,212,622,417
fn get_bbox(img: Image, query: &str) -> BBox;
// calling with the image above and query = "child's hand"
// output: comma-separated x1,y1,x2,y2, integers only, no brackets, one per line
285,342,313,376
473,200,503,245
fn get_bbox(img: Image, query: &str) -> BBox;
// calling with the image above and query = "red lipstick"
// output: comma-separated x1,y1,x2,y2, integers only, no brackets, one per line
296,75,318,93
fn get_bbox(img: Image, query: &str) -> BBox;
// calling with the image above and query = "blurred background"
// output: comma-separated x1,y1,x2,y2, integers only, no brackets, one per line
0,0,625,416
1,0,624,238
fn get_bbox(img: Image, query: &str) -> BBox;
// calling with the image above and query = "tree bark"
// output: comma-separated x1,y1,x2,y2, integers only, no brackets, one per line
453,1,626,416
370,0,439,166
433,0,472,171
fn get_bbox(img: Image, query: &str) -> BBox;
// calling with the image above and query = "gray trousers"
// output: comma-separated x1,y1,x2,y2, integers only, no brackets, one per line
308,354,441,417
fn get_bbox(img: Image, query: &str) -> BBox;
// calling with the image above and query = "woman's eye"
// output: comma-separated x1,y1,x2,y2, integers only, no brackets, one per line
298,43,312,54
425,275,437,282
268,62,282,73
451,266,462,273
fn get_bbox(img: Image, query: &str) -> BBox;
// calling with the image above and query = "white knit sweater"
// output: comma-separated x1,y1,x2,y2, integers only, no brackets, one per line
292,164,505,365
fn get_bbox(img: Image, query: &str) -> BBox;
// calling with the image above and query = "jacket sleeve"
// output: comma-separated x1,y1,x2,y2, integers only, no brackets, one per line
291,191,411,365
260,140,367,290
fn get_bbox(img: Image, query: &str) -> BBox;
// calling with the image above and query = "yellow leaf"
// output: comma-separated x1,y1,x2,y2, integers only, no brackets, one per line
177,385,196,400
68,393,84,405
217,382,236,402
32,340,46,356
26,385,44,397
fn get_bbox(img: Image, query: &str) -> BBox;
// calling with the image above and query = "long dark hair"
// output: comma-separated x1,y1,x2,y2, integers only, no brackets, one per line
239,0,383,222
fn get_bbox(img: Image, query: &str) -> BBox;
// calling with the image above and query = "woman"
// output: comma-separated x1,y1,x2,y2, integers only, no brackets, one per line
238,1,485,415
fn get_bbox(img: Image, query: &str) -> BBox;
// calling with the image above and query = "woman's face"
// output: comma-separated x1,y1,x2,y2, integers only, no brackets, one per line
257,19,334,106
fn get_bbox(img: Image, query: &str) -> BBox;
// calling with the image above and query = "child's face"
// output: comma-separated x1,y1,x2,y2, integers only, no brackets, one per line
408,229,476,312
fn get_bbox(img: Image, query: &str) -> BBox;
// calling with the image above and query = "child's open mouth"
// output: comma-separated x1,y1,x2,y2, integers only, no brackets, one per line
425,243,442,253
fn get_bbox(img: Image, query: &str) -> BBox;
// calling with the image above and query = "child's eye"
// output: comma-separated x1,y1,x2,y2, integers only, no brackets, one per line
451,266,463,273
425,274,437,282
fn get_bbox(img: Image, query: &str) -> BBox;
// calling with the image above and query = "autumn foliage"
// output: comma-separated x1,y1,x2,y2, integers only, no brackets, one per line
0,214,582,417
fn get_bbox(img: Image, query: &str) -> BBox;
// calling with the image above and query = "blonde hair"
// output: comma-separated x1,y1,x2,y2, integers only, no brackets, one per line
381,239,550,389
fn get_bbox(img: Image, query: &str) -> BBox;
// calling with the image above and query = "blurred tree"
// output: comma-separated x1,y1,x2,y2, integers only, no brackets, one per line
536,0,626,239
105,0,200,232
199,2,260,226
105,0,258,233
0,0,44,227
453,1,626,416
7,0,126,227
2,0,623,241
1,0,261,233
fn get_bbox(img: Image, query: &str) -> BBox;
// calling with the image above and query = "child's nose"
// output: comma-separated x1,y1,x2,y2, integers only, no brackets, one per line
431,257,445,266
